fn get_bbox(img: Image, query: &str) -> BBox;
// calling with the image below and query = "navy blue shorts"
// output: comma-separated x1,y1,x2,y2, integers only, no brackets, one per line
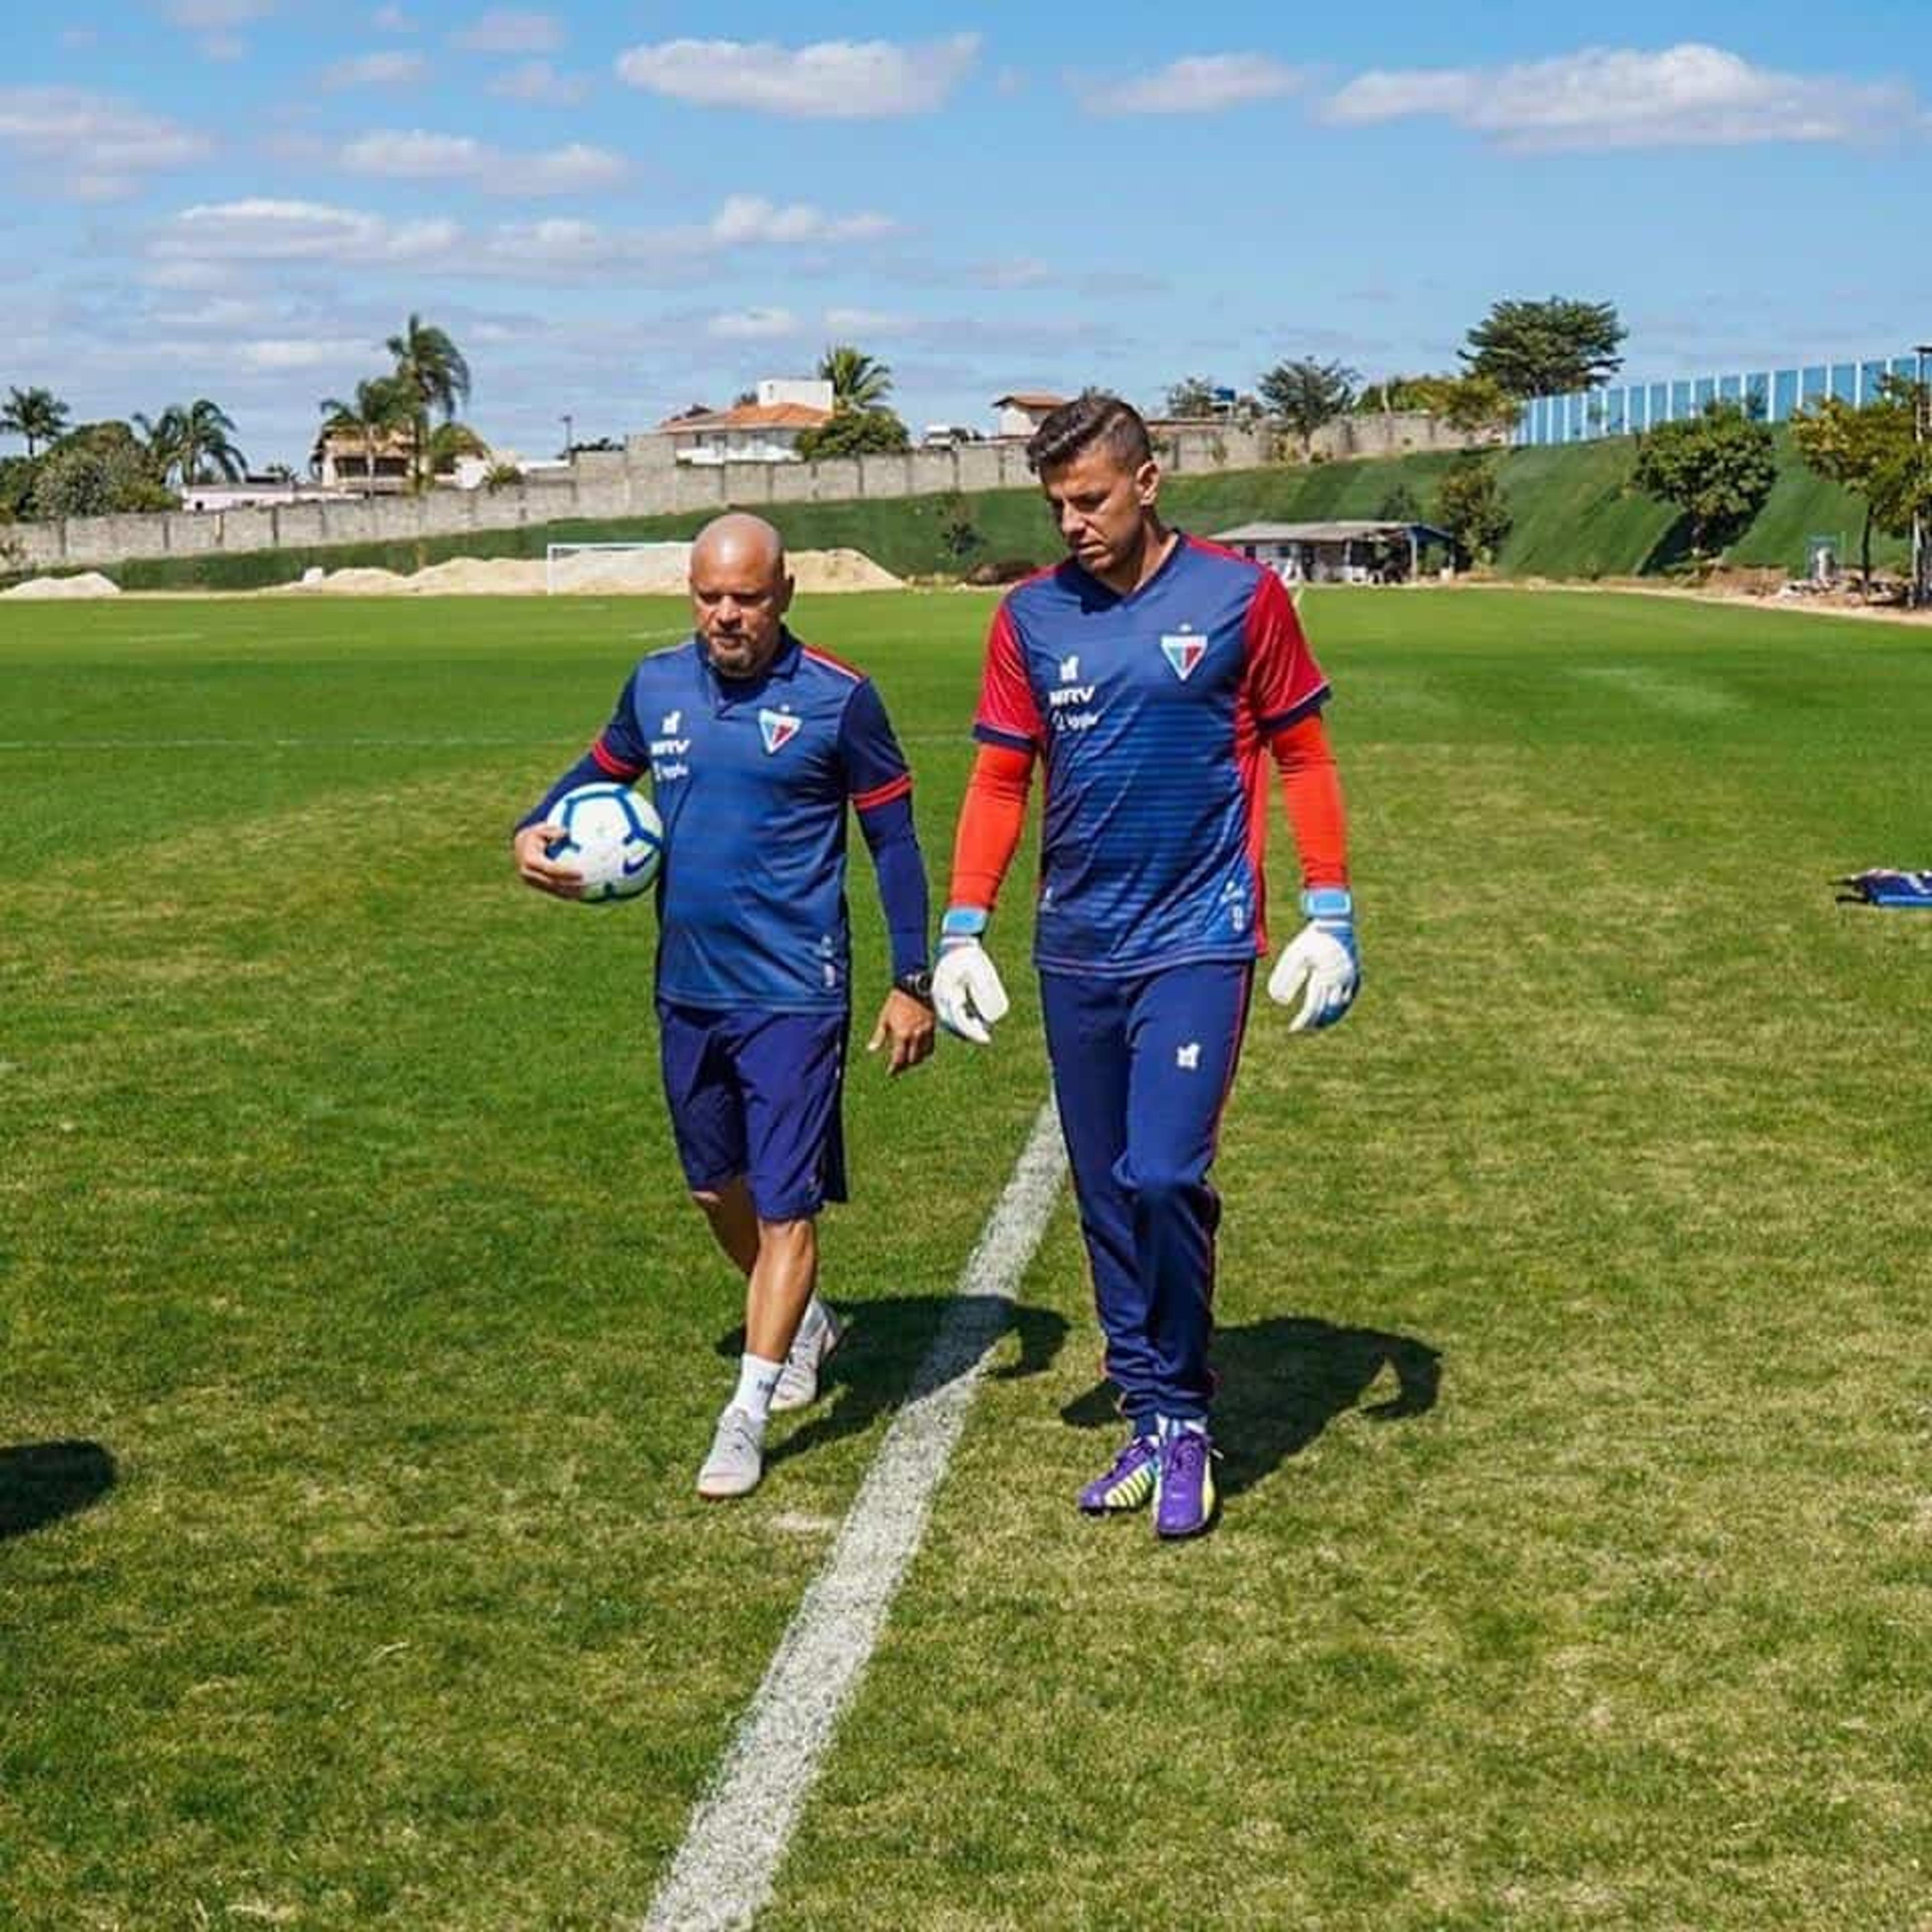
657,1004,849,1222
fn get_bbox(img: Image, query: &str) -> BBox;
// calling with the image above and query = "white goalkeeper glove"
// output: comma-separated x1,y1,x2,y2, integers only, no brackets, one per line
931,907,1009,1046
1268,888,1360,1033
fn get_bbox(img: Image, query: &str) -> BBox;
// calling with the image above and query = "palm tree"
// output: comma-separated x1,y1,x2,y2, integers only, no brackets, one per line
2,385,72,457
317,377,413,492
425,420,489,479
178,399,246,485
385,312,471,489
817,345,893,414
133,405,188,486
135,399,246,487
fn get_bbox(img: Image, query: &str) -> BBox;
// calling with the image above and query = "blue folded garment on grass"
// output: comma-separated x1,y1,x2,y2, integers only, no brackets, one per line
1836,869,1932,908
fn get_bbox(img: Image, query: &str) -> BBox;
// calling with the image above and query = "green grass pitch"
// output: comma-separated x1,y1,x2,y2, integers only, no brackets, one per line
4,587,1930,1929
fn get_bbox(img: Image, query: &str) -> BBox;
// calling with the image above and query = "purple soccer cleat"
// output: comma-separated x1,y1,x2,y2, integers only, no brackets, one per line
1078,1432,1159,1515
1154,1423,1218,1540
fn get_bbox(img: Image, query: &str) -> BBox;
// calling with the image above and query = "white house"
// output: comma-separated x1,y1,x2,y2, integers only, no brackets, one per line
1211,520,1455,585
992,392,1065,440
310,426,413,494
179,475,342,512
660,377,836,465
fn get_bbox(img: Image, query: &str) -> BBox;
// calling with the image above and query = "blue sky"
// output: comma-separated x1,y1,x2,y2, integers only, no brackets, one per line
4,2,1928,468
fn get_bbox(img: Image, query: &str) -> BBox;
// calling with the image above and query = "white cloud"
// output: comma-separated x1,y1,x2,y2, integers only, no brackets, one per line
164,0,272,59
372,4,414,28
0,87,213,198
337,128,625,194
708,194,896,245
451,9,560,54
165,0,271,24
707,307,800,341
823,306,908,336
236,337,375,371
615,33,979,119
151,198,461,267
488,60,588,106
321,51,426,88
144,192,901,290
1082,54,1305,116
1324,43,1920,149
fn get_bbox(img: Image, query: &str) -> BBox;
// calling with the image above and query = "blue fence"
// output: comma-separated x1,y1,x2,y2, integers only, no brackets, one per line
1514,355,1926,445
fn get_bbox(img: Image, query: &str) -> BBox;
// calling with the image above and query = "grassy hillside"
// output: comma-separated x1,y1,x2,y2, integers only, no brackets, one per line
21,432,1907,593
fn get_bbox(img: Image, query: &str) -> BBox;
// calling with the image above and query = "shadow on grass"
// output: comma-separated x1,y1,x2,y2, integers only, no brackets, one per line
0,1441,117,1541
715,1294,1069,1471
1060,1316,1440,1499
1640,514,1698,575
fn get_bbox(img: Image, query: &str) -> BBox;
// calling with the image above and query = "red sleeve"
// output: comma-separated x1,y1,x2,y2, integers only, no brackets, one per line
1270,710,1348,890
947,741,1035,913
1243,570,1330,737
972,603,1045,750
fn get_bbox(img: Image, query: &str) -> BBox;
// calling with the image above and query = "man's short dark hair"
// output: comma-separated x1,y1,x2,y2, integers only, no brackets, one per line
1026,392,1153,474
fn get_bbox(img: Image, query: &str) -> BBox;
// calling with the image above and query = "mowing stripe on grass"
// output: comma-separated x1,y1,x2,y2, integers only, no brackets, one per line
640,1097,1067,1932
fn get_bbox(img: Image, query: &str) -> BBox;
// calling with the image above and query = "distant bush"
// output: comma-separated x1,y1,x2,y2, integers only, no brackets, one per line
965,556,1042,586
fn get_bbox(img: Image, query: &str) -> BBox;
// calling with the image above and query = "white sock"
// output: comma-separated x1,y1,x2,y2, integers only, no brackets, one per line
794,1295,829,1341
733,1353,784,1423
1158,1414,1209,1438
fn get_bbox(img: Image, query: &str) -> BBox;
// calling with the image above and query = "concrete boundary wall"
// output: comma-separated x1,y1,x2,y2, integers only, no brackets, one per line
4,414,1479,574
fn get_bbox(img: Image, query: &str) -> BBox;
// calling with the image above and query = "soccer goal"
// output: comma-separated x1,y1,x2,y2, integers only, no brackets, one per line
545,540,692,596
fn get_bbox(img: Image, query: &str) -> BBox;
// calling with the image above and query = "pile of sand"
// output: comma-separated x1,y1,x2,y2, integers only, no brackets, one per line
412,556,551,595
271,545,903,597
279,566,411,595
2,571,121,599
790,548,904,592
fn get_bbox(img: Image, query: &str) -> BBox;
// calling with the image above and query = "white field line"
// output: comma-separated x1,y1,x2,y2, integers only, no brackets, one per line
640,1097,1067,1932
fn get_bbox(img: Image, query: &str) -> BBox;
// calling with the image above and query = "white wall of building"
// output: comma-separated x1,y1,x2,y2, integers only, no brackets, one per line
756,378,834,414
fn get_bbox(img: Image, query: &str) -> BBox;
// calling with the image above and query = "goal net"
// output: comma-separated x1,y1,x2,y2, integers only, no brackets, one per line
545,540,692,596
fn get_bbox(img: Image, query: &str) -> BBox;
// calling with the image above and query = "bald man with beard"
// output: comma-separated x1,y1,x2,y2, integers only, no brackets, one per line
514,514,935,1499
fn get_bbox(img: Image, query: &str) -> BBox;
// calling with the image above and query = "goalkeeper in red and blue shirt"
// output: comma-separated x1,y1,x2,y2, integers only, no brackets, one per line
932,394,1359,1539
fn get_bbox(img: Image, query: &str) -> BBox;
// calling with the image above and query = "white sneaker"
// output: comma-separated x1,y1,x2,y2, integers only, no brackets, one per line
770,1305,845,1413
696,1405,765,1499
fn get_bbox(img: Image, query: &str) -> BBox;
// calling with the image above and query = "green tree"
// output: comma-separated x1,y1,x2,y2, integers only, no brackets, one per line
1792,378,1919,589
135,398,247,487
0,454,36,520
317,377,414,490
935,491,984,564
795,408,911,459
817,345,893,414
385,312,472,488
1164,376,1218,419
1435,454,1511,565
1870,428,1932,607
1462,297,1626,398
2,385,71,457
1376,482,1424,524
1632,399,1778,565
425,420,489,476
32,421,176,517
1440,373,1520,435
1258,358,1359,457
31,448,115,519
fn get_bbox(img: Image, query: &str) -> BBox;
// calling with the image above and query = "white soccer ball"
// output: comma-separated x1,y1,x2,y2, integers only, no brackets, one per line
544,783,664,904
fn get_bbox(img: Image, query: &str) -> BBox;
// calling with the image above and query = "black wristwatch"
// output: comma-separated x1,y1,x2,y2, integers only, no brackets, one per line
894,968,935,1007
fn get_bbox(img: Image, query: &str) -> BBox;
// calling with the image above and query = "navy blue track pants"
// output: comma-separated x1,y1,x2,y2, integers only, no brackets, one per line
1039,959,1253,1424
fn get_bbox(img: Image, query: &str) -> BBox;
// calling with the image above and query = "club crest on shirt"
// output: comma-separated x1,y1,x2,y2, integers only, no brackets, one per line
759,707,801,754
1161,631,1207,681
